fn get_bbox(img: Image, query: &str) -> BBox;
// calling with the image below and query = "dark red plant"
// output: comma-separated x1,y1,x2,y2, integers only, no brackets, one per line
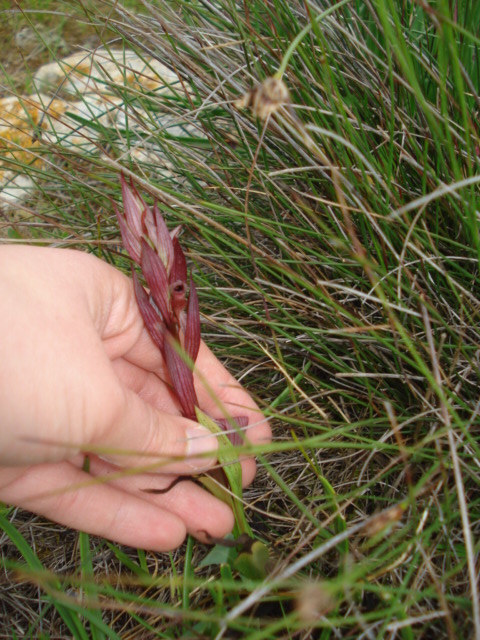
114,175,247,443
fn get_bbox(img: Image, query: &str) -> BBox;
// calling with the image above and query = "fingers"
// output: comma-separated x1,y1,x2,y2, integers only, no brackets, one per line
0,458,236,549
0,462,187,551
95,386,220,475
87,456,235,542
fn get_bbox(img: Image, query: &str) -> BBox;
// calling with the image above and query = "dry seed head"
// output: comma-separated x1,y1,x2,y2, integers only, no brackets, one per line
294,582,336,623
235,77,290,120
364,504,406,537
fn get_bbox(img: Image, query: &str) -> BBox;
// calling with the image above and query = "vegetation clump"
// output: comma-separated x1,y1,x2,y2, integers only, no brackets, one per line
1,1,479,638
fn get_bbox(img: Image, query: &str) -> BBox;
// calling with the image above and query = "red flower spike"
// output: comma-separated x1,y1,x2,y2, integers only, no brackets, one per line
184,277,200,363
164,330,198,420
217,416,249,446
140,238,171,325
169,225,182,242
117,175,250,440
132,269,165,351
142,202,157,246
170,237,188,285
170,280,187,322
120,174,147,240
114,201,141,263
153,203,175,272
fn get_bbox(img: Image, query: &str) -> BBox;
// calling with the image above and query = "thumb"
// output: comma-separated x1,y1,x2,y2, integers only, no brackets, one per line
93,387,219,474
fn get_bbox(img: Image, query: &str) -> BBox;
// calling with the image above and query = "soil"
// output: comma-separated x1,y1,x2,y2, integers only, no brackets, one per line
0,2,104,98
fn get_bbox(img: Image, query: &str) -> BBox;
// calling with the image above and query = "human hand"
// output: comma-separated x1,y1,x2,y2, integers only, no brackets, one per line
0,245,271,550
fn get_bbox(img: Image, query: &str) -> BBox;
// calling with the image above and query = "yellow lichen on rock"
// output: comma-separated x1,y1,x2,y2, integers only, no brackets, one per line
0,48,183,210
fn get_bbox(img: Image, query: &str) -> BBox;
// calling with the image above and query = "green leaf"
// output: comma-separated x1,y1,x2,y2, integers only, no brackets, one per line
104,541,149,578
195,407,252,537
79,532,106,640
197,540,236,568
318,475,348,557
234,541,270,581
0,513,90,639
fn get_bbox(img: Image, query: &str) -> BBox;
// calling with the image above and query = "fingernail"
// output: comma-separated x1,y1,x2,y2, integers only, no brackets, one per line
185,425,218,470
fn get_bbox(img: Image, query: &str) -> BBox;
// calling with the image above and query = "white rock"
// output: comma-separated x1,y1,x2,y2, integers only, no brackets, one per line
1,47,195,211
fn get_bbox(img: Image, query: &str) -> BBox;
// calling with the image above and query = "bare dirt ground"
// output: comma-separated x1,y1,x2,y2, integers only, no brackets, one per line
0,2,103,97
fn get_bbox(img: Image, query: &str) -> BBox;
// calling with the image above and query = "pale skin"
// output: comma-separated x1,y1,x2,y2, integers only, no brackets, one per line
0,245,271,551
